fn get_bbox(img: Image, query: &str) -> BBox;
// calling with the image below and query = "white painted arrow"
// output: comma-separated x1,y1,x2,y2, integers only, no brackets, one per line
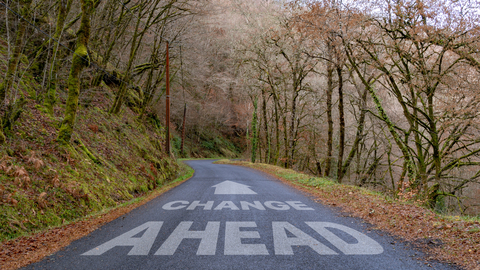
212,181,257,195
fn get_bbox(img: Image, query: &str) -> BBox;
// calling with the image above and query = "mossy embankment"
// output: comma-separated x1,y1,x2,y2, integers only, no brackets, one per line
0,79,182,242
0,161,193,270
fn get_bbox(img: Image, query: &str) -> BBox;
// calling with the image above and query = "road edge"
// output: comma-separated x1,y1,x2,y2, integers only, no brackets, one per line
0,161,194,270
214,160,477,270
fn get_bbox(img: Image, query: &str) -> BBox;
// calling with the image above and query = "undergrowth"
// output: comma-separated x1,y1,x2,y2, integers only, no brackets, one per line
178,129,242,158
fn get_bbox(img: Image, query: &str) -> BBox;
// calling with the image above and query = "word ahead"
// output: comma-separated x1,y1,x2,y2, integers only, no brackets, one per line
162,200,314,211
82,221,383,256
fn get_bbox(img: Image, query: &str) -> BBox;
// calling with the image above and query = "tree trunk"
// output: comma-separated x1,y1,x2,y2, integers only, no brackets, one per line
428,91,441,197
289,91,299,168
341,81,368,178
0,0,32,144
109,14,142,114
251,97,258,163
283,114,288,168
283,92,289,168
336,65,345,182
110,0,175,114
261,88,270,163
311,126,322,176
0,0,32,104
180,103,186,156
57,0,94,143
44,0,74,114
325,60,334,177
273,93,280,165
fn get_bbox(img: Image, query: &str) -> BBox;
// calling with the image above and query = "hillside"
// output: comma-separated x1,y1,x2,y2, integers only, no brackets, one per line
0,61,182,241
0,40,240,244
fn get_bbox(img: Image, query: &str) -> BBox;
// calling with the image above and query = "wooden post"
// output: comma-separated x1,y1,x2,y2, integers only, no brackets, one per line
165,41,171,155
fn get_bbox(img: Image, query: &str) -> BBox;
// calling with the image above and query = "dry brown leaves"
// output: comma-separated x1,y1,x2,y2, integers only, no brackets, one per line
26,151,45,171
1,152,45,192
0,157,31,204
0,177,190,270
228,161,480,270
88,124,99,133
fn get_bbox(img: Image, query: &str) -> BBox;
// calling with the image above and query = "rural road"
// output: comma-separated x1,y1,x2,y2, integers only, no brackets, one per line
23,160,457,270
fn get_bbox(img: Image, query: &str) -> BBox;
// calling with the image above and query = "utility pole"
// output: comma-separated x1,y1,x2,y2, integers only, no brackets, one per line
165,41,171,155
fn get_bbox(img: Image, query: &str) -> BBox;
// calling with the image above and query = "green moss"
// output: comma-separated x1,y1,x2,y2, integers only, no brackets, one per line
125,87,144,113
20,54,28,65
74,44,89,64
23,80,37,99
74,139,101,164
297,177,335,187
0,129,5,145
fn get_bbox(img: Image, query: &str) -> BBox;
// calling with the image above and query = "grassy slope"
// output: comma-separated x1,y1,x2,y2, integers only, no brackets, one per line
0,161,193,270
0,92,180,241
216,160,480,270
0,38,181,242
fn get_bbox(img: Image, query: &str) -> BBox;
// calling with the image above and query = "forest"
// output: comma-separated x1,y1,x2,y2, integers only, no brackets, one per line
0,0,479,242
208,0,480,215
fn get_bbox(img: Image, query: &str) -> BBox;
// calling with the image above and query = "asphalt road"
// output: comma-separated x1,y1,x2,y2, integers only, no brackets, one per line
23,160,457,270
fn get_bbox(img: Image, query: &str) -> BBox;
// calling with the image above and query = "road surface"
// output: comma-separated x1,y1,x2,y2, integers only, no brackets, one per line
23,160,456,270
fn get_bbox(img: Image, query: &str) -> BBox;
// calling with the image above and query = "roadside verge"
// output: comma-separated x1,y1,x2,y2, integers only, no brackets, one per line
215,160,480,270
0,161,193,270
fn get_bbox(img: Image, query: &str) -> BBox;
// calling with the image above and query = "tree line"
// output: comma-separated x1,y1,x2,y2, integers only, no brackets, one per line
0,0,196,143
235,0,480,213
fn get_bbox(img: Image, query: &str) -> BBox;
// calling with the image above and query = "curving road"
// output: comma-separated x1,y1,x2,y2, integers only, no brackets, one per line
23,160,457,270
